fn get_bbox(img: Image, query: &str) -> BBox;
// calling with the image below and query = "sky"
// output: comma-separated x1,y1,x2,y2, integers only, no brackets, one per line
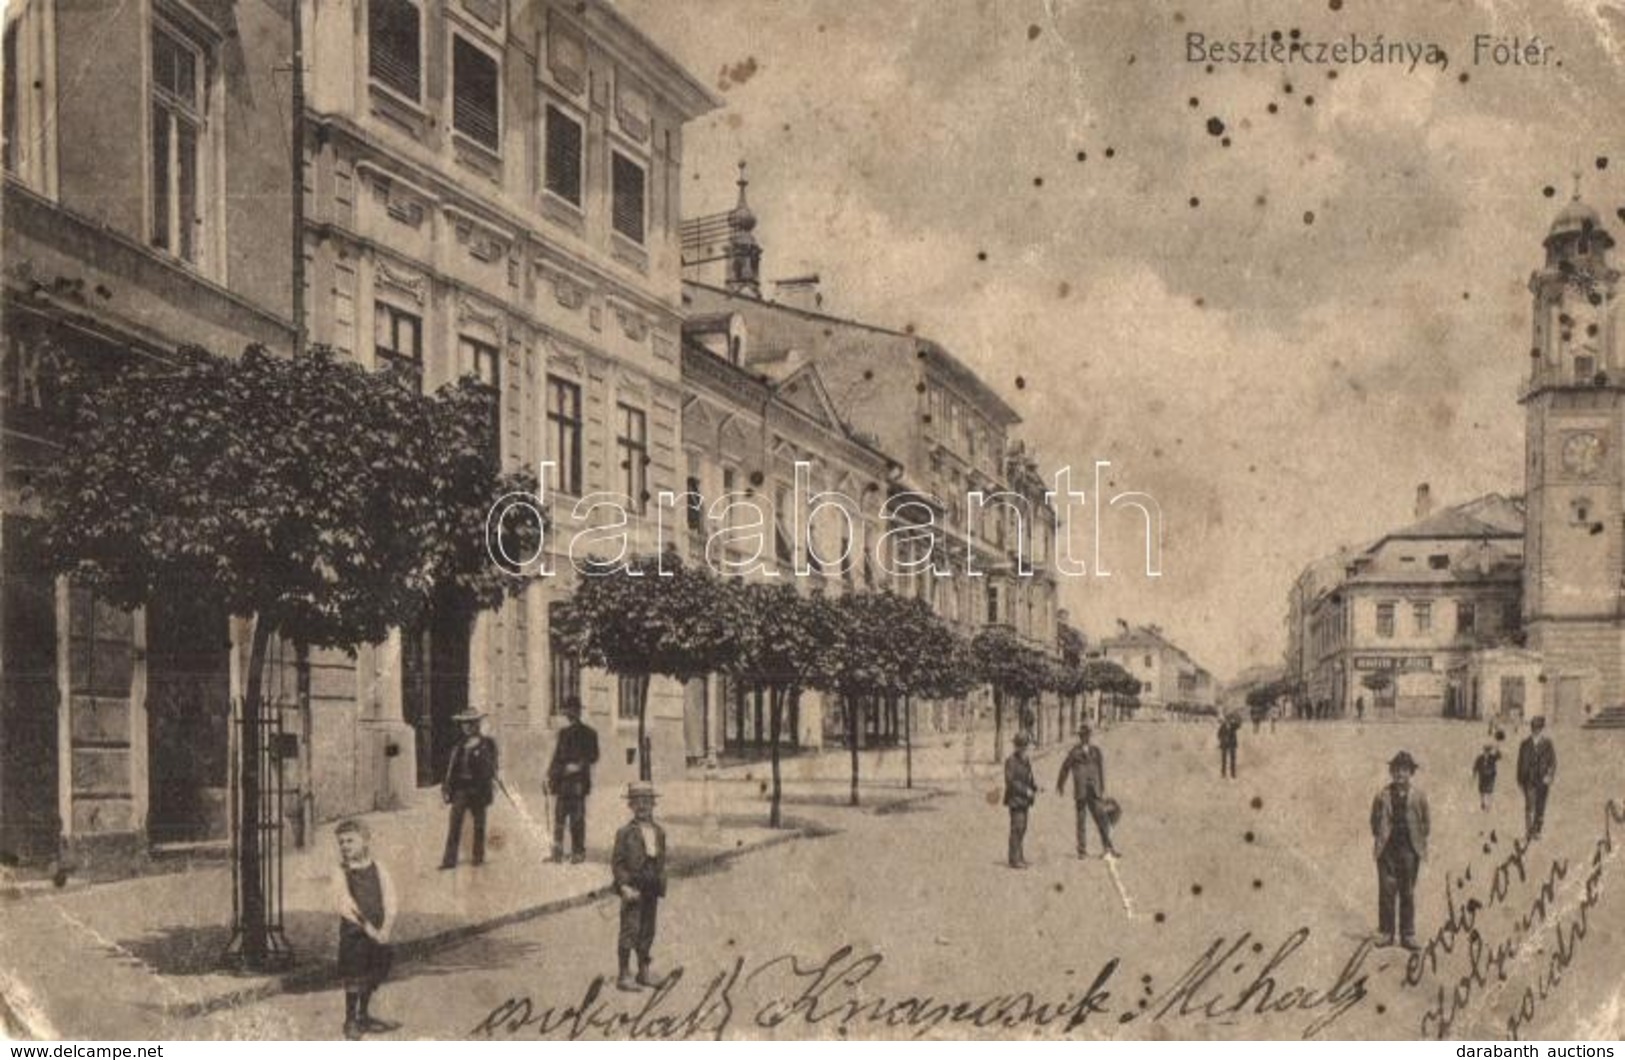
618,0,1625,682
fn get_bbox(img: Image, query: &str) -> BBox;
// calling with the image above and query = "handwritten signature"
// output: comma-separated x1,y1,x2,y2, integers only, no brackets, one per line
469,928,1369,1040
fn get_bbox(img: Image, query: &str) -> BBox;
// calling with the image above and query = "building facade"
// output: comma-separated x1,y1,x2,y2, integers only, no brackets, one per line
2,0,296,869
1287,493,1525,720
300,0,718,794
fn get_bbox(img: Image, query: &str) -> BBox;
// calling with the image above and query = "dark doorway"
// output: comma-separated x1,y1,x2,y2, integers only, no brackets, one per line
0,533,61,865
402,602,471,788
146,594,231,844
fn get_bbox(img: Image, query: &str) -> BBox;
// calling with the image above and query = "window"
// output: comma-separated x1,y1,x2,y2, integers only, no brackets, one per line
546,376,582,496
1575,355,1596,383
1413,601,1432,633
611,151,646,244
617,403,648,513
986,584,999,625
1457,601,1476,636
774,485,794,568
1503,599,1521,632
1376,602,1395,638
374,303,422,389
459,336,501,460
452,36,499,151
3,22,17,175
543,105,583,206
548,603,580,716
1144,654,1153,668
1428,554,1450,570
617,673,643,721
685,475,704,532
368,0,420,99
150,22,205,263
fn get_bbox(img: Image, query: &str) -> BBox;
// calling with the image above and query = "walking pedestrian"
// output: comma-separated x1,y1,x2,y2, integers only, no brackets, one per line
1003,732,1038,869
1218,714,1239,779
439,710,498,869
1516,715,1558,840
1356,696,1366,722
1056,725,1120,859
334,819,397,1039
612,782,667,991
1471,742,1500,811
1370,750,1429,951
547,697,600,864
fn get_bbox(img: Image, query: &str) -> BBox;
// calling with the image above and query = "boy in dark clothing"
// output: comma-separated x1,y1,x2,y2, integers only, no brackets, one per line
334,819,397,1039
1472,744,1500,811
612,782,668,991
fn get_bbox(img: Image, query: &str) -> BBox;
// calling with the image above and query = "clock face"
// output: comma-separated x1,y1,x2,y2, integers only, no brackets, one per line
1562,431,1605,478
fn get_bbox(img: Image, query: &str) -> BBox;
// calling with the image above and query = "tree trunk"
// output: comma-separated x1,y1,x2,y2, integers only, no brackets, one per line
903,695,913,790
236,615,274,968
846,693,860,807
993,687,1005,763
637,672,652,782
768,686,784,829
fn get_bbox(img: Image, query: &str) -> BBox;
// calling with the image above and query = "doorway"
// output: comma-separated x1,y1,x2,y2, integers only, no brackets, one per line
145,594,231,844
0,544,60,865
402,603,471,789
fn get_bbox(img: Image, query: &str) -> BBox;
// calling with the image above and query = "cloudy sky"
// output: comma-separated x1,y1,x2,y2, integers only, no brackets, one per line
619,0,1625,680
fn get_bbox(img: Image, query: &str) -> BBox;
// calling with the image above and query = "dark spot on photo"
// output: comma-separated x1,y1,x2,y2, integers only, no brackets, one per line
1189,96,1200,108
1207,116,1225,136
1189,196,1201,208
1014,375,1027,390
1252,879,1263,890
1191,884,1203,896
977,251,988,261
1303,210,1316,225
1028,23,1041,40
1544,186,1557,198
1459,72,1470,84
1283,81,1294,94
1271,30,1282,42
1105,147,1116,158
1304,95,1315,106
1076,150,1087,162
864,369,874,380
1598,156,1610,171
1153,911,1166,923
1267,103,1279,114
1244,830,1256,843
1250,796,1263,809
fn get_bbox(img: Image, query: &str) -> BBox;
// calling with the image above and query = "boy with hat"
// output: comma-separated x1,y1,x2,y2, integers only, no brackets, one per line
440,710,499,869
1003,732,1038,869
1472,741,1501,811
611,781,667,991
1370,750,1430,950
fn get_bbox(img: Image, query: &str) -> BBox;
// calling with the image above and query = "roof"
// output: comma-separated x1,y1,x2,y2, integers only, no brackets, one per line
1099,626,1210,673
1368,492,1524,549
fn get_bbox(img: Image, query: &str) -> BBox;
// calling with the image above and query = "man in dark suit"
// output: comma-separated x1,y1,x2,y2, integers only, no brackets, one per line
547,697,600,863
439,710,498,869
1003,733,1038,869
611,782,667,991
1516,715,1558,840
1218,714,1240,779
1056,725,1120,859
1370,750,1430,950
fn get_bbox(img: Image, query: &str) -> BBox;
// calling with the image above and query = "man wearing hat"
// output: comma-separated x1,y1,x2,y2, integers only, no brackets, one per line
439,710,499,869
1057,725,1120,859
1369,750,1430,950
1516,715,1558,840
1003,733,1038,869
547,696,600,864
611,782,667,990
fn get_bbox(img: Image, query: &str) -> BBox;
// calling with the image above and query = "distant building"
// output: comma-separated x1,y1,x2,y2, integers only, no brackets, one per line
1098,625,1216,716
1286,491,1525,720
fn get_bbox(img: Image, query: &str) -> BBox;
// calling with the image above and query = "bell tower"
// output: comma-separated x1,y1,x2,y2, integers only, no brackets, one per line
1522,184,1625,713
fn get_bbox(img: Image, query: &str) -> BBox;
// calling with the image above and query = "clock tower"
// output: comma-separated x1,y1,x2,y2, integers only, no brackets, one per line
1523,193,1625,712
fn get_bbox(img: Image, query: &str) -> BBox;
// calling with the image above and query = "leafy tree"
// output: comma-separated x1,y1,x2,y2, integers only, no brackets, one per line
884,595,974,789
970,624,1049,761
553,550,740,782
727,582,832,827
36,344,537,968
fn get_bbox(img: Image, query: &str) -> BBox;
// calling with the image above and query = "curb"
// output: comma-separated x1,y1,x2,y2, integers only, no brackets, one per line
165,822,826,1020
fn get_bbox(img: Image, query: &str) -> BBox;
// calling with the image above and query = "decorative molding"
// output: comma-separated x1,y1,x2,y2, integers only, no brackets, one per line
615,305,649,343
547,19,587,96
652,332,675,363
446,208,510,264
375,259,427,304
457,294,503,335
461,0,501,31
589,305,603,332
615,76,651,143
541,334,584,377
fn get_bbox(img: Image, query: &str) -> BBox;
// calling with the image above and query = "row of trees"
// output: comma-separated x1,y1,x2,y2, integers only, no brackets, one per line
554,553,1142,825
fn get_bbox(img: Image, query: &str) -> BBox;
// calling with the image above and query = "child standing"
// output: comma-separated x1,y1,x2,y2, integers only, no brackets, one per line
334,819,397,1039
1472,743,1501,812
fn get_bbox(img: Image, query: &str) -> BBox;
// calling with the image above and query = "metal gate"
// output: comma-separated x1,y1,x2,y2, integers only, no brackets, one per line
224,699,295,969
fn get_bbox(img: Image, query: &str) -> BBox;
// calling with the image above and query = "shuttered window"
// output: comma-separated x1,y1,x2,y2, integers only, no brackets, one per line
544,105,583,205
368,0,420,100
611,151,645,244
452,36,499,150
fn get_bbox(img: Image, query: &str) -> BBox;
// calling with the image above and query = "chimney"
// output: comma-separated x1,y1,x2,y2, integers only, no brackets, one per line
773,274,823,312
1414,483,1433,520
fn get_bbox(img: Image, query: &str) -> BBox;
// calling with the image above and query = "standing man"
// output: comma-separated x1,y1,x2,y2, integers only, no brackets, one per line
1003,732,1038,869
440,710,498,869
611,782,667,991
1218,714,1239,779
1370,750,1429,950
1056,725,1120,859
1516,715,1558,840
547,696,600,864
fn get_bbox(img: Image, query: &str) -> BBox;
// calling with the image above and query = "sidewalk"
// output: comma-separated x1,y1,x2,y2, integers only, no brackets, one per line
0,757,946,1038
